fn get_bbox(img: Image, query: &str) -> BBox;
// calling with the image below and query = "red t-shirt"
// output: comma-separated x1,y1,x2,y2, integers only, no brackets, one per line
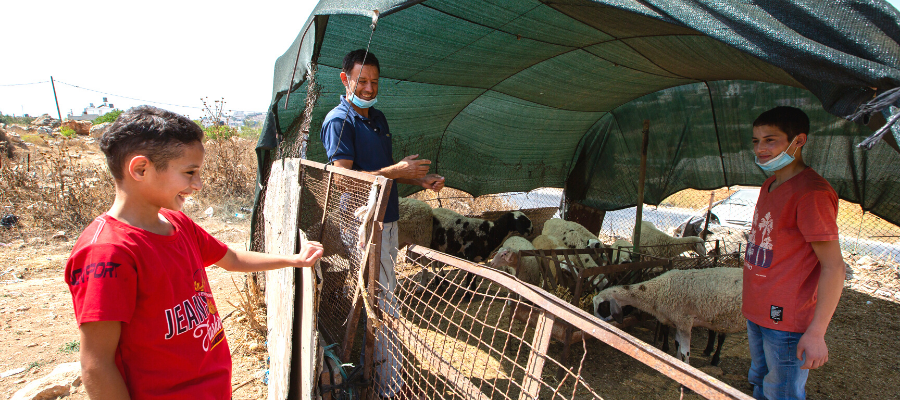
742,168,839,333
65,209,231,399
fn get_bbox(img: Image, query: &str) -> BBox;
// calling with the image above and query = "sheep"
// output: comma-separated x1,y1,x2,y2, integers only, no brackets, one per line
693,225,750,256
532,234,607,291
634,221,706,259
397,197,433,249
542,218,604,249
489,236,542,288
431,207,534,299
430,208,533,262
611,239,633,264
591,267,744,365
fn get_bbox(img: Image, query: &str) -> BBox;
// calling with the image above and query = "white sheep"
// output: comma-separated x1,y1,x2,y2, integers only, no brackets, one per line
397,197,433,249
592,267,744,365
611,239,634,263
532,234,606,290
634,221,706,259
542,218,604,249
701,225,750,255
489,236,542,288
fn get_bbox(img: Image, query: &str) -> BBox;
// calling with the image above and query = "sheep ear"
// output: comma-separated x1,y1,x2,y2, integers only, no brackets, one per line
609,298,624,324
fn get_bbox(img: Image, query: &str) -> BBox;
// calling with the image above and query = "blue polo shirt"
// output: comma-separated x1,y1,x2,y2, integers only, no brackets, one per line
321,95,399,223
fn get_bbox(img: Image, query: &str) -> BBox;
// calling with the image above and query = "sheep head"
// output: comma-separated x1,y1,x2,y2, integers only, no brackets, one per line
592,286,639,324
496,211,534,237
683,236,707,256
490,248,519,273
592,291,624,324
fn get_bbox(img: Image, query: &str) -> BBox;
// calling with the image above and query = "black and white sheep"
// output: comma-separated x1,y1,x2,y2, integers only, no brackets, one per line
430,208,533,262
634,221,706,259
592,267,745,365
431,207,534,298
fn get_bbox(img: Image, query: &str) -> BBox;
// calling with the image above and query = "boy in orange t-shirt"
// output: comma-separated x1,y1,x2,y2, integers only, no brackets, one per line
744,106,845,400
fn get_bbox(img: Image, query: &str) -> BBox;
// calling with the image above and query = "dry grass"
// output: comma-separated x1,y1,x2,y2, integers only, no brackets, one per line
0,135,113,242
0,133,258,243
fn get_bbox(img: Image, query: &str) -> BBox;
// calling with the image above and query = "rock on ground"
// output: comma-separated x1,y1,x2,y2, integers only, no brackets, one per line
30,114,60,128
89,122,111,138
60,120,92,135
10,362,81,400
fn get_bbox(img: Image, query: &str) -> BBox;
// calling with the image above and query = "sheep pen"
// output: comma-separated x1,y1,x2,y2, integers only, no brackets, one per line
301,178,900,400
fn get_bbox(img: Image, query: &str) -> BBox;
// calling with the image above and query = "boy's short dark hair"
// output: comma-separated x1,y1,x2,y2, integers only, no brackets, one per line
100,106,204,180
752,106,810,141
342,49,380,74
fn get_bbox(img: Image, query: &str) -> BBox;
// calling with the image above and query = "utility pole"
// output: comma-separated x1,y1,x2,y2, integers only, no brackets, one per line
50,76,62,121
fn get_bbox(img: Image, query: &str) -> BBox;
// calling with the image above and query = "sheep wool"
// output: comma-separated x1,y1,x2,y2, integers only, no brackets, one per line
490,236,542,287
611,239,633,263
543,218,604,249
397,197,433,249
634,221,706,259
592,267,744,365
431,208,533,262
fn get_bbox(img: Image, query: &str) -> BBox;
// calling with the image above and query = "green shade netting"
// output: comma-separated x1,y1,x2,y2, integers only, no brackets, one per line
254,0,900,234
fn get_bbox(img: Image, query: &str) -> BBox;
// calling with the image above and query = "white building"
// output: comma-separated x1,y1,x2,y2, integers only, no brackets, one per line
67,98,117,121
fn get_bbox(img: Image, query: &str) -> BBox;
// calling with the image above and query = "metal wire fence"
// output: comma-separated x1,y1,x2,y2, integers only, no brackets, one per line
294,159,391,363
598,186,900,264
366,246,751,400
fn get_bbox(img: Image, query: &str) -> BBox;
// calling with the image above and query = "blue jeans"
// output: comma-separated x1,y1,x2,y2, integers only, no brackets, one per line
747,320,809,400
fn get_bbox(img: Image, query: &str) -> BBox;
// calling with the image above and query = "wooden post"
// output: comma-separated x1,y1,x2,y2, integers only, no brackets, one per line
518,311,556,400
263,159,302,400
701,191,715,240
633,120,650,254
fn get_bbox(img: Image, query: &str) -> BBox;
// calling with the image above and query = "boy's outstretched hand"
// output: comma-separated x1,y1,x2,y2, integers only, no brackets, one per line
294,241,324,268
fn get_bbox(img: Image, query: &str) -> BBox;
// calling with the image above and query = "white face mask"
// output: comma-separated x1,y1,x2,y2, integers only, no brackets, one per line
755,136,799,172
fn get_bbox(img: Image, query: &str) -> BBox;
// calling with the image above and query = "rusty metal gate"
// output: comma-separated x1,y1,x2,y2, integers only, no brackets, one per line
368,246,753,400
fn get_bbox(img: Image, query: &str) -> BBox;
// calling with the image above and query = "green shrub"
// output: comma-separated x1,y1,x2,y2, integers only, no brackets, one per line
93,109,122,124
60,127,76,138
0,112,33,125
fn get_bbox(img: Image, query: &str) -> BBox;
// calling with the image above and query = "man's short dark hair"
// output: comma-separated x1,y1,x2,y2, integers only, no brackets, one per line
342,49,380,74
100,106,204,180
752,106,810,141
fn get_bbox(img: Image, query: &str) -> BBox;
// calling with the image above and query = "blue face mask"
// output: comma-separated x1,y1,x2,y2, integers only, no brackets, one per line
349,94,377,109
755,137,799,172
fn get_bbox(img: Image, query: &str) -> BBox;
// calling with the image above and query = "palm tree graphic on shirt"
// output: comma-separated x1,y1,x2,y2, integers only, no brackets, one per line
758,212,774,266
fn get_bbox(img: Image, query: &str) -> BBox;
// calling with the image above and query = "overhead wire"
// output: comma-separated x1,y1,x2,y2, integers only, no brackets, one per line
53,80,203,110
0,81,49,87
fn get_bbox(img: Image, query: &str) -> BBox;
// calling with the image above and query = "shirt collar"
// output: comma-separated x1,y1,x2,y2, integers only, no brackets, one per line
339,95,379,121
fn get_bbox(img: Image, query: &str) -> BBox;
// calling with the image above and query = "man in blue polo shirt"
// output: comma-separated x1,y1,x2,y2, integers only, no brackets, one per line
321,49,444,400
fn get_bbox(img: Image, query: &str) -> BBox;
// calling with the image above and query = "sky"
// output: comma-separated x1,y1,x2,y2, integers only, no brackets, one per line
1,0,319,120
2,0,899,121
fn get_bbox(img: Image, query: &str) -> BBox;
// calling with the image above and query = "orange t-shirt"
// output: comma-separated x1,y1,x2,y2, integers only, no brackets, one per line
742,168,839,333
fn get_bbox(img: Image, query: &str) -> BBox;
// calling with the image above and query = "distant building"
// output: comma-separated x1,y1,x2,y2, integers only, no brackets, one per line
67,97,117,121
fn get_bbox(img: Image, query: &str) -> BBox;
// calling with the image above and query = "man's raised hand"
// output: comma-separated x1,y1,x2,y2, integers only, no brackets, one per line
396,154,431,179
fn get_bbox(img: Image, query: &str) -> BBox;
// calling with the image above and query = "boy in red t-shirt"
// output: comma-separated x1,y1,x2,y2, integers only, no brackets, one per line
744,106,845,400
65,106,323,400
